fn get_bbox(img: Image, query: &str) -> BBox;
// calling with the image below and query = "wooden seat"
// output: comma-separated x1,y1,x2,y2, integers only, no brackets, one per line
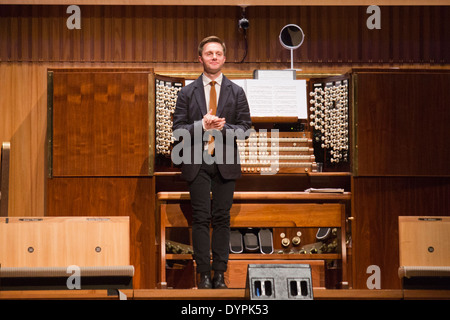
398,216,450,290
0,217,134,297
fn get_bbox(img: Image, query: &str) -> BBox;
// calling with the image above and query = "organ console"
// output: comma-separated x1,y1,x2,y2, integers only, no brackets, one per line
154,72,352,290
45,67,450,291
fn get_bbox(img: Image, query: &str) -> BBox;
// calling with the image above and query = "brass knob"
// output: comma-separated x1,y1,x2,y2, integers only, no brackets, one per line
292,236,301,246
281,237,290,247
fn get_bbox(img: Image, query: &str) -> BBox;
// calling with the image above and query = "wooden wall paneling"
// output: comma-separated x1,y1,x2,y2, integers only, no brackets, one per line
102,6,112,62
328,6,339,63
352,177,450,289
420,6,430,64
407,7,420,63
307,6,320,63
321,6,331,63
0,63,48,218
1,5,448,64
353,70,450,176
388,7,399,63
298,6,309,63
0,0,448,5
153,6,164,63
47,177,157,289
50,68,152,176
1,4,449,290
0,63,276,218
350,68,450,289
438,6,448,64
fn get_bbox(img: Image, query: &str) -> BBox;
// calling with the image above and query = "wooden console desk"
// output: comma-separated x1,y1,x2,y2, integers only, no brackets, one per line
157,190,351,289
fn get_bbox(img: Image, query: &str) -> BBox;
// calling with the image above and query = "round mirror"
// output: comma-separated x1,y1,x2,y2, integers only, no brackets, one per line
279,24,305,50
279,24,305,70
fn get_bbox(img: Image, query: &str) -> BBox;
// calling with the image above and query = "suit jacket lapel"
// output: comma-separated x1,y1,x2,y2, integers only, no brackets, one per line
193,76,207,117
217,75,231,118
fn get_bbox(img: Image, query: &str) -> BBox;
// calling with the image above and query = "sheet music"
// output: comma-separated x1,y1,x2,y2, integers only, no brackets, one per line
305,188,345,194
243,79,307,119
189,78,308,119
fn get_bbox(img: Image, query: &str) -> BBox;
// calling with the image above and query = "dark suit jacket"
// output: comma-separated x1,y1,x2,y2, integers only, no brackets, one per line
172,75,252,182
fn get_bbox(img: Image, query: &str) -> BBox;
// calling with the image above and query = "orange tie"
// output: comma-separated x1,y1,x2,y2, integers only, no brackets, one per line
208,81,217,155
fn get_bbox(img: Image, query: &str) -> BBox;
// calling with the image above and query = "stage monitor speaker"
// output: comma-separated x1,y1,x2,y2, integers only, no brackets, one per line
246,264,313,300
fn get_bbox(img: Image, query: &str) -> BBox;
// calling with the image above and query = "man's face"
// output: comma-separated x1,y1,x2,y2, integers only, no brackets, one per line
199,42,226,75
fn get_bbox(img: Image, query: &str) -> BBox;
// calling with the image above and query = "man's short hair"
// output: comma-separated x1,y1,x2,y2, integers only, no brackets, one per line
198,36,227,57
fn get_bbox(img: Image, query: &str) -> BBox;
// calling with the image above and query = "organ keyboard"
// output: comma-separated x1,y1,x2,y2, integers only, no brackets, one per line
238,131,317,174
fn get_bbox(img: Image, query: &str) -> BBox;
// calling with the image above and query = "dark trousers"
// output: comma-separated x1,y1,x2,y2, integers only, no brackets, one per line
188,161,235,273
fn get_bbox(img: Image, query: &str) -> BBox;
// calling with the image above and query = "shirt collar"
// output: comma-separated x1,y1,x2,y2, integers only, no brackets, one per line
202,73,223,87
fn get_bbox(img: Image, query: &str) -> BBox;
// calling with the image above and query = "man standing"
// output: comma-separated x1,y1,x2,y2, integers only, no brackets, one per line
172,36,252,289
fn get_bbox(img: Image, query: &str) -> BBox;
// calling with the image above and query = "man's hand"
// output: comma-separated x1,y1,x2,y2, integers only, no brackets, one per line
203,109,226,130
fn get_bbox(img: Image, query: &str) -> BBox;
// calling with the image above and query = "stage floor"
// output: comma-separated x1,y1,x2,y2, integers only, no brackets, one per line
0,288,449,300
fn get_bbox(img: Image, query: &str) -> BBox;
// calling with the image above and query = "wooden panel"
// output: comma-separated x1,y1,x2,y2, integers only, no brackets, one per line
47,177,156,289
162,203,343,228
1,1,448,5
0,62,351,218
51,68,152,176
351,177,450,289
231,203,343,227
354,70,450,176
0,216,129,267
226,260,325,289
157,191,351,201
0,63,49,218
399,216,450,267
0,5,448,65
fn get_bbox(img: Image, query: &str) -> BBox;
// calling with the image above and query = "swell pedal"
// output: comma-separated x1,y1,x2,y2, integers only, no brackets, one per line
244,231,259,253
229,230,243,254
316,227,331,241
258,229,274,254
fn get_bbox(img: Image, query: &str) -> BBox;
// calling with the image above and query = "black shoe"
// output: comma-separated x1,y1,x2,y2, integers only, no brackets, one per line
212,271,228,289
198,272,212,289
